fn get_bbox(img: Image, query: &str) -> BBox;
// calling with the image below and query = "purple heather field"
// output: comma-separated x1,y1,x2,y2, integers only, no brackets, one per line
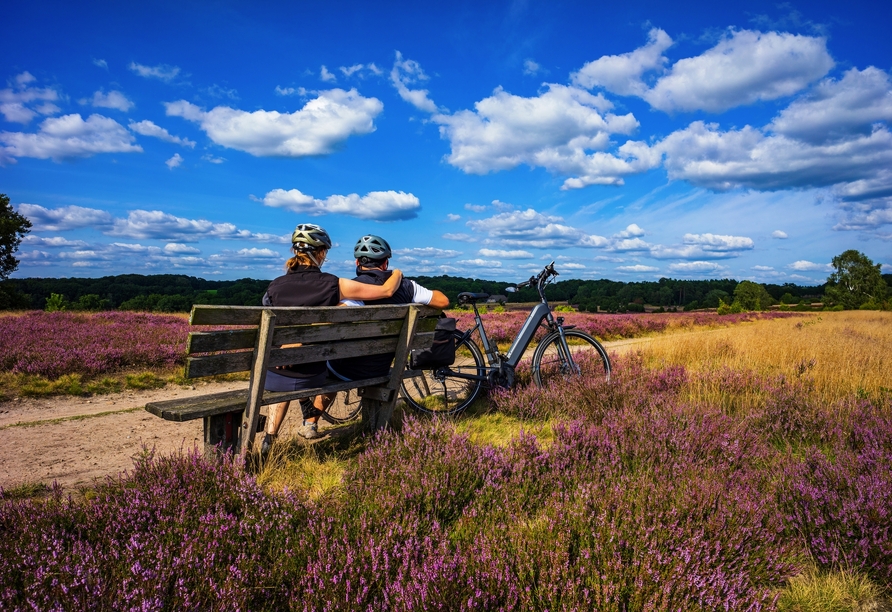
0,309,795,379
1,310,889,610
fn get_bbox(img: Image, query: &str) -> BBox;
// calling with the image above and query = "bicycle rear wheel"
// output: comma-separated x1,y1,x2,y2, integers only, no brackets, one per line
400,330,486,416
531,329,611,388
320,390,363,424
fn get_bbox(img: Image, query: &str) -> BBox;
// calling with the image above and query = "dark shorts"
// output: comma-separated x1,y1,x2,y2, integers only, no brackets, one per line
326,360,356,382
264,369,328,392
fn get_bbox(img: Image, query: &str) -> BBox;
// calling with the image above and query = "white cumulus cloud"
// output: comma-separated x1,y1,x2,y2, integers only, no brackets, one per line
394,247,462,258
466,208,608,249
17,204,115,231
667,261,729,274
84,90,134,112
478,248,534,259
320,66,337,82
642,30,832,113
770,67,892,145
22,235,89,247
129,120,195,147
572,28,673,97
165,88,383,157
432,83,651,188
107,209,285,242
262,188,420,221
0,72,60,124
129,62,181,82
165,153,183,169
574,29,834,113
617,264,660,273
0,113,142,161
788,260,832,271
682,233,754,251
164,243,201,254
390,51,438,113
772,230,788,238
457,258,502,267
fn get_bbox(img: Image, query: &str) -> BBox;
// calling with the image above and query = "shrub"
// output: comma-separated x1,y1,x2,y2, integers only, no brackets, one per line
44,292,68,312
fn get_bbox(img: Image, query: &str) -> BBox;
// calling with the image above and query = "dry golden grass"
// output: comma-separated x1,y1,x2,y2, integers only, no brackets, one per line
777,565,889,612
633,311,892,404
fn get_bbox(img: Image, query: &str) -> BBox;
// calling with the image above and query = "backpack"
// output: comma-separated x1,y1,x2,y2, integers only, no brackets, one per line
410,316,457,369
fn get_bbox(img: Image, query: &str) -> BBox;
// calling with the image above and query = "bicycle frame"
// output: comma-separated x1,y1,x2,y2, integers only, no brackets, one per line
448,262,575,381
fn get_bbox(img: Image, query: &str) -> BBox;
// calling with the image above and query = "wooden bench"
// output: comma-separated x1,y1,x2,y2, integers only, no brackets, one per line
145,303,439,459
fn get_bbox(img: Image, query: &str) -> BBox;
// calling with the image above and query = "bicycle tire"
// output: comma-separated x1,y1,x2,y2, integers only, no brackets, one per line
531,329,611,387
320,390,363,424
400,330,486,416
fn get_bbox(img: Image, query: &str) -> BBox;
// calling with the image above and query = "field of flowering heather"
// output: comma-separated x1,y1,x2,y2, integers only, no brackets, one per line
0,309,792,382
2,350,889,610
451,309,800,345
0,311,188,379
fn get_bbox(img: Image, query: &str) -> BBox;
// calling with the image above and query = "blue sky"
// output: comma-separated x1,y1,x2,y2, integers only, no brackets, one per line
2,0,891,284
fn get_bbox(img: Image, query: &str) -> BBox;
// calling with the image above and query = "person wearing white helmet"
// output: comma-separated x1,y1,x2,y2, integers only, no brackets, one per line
327,234,449,382
260,224,406,448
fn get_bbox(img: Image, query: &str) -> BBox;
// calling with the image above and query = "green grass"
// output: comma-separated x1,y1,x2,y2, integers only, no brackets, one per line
0,481,51,500
0,369,249,400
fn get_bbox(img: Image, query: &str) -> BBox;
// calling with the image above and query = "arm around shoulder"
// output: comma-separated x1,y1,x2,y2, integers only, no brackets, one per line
338,269,403,301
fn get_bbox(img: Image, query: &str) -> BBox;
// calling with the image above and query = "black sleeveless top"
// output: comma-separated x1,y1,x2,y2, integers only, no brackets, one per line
329,268,416,380
263,266,340,378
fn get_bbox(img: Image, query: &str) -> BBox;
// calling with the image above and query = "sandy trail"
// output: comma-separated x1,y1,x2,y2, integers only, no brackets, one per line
0,336,656,493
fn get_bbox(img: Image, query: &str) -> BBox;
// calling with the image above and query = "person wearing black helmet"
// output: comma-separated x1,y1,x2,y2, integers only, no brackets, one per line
326,234,449,382
260,224,407,448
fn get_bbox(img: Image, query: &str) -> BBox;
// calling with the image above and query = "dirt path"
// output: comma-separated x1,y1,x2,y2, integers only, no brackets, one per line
0,336,665,493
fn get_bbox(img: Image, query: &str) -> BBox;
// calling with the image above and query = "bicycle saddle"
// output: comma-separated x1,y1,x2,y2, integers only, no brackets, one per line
457,292,490,304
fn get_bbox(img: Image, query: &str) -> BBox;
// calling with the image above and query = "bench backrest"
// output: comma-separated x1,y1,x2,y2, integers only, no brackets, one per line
186,304,440,379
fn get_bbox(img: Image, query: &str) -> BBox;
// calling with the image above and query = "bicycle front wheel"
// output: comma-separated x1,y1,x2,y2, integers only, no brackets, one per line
531,329,611,388
400,331,486,416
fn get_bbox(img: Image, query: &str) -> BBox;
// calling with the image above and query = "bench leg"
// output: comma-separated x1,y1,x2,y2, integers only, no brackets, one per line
360,397,395,432
204,410,244,458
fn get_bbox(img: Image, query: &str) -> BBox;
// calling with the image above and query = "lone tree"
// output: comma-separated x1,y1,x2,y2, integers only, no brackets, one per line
733,280,774,311
0,193,32,281
824,249,888,309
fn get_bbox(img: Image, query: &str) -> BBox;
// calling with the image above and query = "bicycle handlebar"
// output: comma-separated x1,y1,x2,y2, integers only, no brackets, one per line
514,262,558,294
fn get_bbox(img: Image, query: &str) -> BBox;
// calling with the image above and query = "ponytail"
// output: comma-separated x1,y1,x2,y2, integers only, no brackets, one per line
286,248,327,271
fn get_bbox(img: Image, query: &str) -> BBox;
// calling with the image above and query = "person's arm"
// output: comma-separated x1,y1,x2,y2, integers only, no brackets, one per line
427,290,449,309
407,280,449,309
338,269,403,301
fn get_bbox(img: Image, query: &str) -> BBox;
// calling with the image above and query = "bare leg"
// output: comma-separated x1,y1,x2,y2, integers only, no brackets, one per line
266,401,290,435
304,393,336,425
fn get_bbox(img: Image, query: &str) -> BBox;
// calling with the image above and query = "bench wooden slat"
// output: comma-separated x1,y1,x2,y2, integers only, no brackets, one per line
185,332,435,378
149,303,441,458
189,304,436,326
145,375,393,421
187,318,435,354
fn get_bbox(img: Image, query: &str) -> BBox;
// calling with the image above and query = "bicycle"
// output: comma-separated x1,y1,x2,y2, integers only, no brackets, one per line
400,262,611,415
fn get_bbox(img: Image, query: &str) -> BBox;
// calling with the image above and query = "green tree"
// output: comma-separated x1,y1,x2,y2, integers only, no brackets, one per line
824,249,886,309
824,249,888,309
733,281,774,311
702,289,730,309
0,194,32,280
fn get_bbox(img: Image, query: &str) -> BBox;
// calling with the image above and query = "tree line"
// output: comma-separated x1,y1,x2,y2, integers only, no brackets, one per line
2,264,888,313
1,193,888,312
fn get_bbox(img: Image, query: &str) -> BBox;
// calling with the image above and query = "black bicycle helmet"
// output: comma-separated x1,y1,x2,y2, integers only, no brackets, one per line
353,234,392,260
291,223,332,251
